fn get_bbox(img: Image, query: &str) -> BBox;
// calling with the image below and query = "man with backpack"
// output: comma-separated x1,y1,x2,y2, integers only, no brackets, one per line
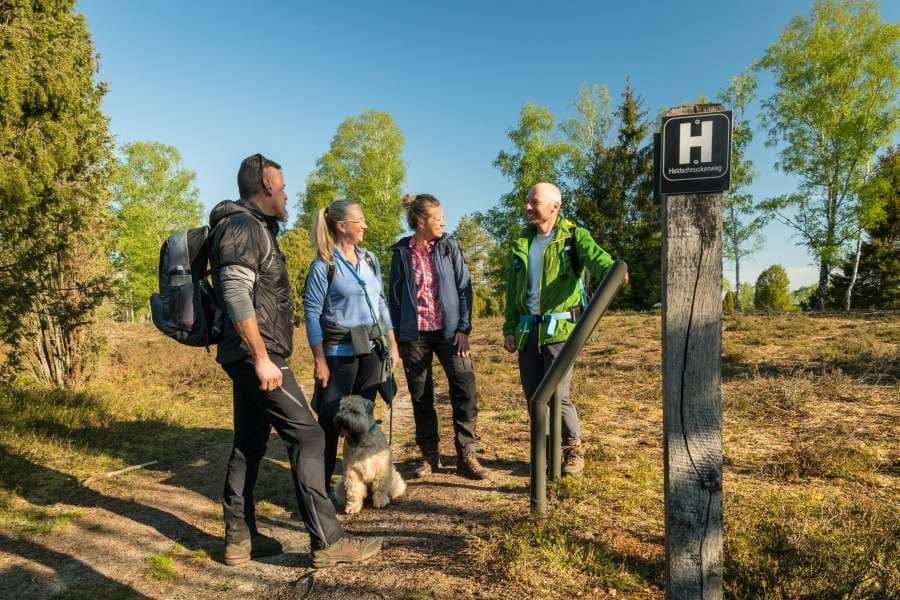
208,154,382,568
502,182,627,477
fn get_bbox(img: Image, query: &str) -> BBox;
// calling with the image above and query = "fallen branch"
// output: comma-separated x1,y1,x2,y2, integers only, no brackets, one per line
82,461,158,485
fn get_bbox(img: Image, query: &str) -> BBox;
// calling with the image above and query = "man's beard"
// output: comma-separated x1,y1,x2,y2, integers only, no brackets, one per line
277,206,289,224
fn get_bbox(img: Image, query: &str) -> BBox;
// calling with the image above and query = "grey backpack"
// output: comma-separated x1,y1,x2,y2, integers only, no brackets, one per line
150,226,223,347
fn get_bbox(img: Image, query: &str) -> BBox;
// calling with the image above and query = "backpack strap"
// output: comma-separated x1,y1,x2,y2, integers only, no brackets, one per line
215,205,274,272
565,230,589,309
168,231,193,287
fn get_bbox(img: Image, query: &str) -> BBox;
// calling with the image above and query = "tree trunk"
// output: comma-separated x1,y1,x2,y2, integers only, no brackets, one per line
734,257,741,312
815,260,829,311
844,230,863,311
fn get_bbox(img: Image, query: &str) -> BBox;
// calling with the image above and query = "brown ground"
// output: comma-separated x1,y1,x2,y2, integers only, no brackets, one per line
0,327,530,600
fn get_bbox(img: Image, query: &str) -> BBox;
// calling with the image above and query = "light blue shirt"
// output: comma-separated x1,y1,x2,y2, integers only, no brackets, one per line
304,248,393,357
526,228,554,315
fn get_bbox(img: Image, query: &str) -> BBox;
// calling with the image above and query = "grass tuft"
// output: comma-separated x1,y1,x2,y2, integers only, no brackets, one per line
145,550,177,582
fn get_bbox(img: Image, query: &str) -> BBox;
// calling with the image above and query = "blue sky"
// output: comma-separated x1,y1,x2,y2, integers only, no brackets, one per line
79,0,898,289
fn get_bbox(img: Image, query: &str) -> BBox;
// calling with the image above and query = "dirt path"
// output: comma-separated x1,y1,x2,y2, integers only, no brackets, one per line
0,378,527,599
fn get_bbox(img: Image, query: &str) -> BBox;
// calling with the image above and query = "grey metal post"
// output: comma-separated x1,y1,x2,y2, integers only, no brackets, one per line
530,261,628,515
549,385,562,481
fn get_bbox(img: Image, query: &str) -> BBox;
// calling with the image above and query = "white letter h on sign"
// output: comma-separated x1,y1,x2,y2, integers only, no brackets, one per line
679,120,712,164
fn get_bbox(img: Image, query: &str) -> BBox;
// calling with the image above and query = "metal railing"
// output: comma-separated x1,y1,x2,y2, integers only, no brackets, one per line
529,261,628,515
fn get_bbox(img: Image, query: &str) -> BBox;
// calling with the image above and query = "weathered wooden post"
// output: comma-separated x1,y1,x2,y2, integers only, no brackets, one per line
660,104,731,599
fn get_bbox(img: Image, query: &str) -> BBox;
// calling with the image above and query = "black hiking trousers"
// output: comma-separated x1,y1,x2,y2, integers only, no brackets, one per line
222,354,343,551
401,331,478,455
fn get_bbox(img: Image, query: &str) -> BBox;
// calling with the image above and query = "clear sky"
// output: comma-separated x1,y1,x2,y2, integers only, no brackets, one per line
78,0,898,289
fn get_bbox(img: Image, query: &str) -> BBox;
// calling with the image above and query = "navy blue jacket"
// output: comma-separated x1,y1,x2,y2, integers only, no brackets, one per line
388,235,473,343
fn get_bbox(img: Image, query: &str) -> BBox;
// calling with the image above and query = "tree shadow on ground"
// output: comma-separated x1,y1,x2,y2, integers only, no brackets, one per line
0,532,152,599
0,445,220,553
722,353,898,385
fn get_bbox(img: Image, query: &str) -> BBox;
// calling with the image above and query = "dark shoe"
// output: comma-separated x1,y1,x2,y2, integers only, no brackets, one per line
562,441,585,477
311,536,383,568
456,450,490,480
413,451,441,479
224,538,251,566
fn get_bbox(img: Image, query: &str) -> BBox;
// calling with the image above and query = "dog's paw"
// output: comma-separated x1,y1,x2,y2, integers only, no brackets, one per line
344,502,362,515
372,493,391,508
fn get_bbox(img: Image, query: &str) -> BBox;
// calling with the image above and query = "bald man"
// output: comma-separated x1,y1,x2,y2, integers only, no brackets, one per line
502,182,627,476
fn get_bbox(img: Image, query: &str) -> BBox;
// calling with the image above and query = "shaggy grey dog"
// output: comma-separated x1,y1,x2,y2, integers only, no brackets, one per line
333,395,406,514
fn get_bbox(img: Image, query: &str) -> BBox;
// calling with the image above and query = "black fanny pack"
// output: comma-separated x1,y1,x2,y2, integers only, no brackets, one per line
323,322,385,357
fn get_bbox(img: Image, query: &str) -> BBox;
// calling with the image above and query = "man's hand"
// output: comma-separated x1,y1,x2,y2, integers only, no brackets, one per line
623,271,629,286
313,356,330,388
454,332,471,357
254,356,283,391
503,335,517,353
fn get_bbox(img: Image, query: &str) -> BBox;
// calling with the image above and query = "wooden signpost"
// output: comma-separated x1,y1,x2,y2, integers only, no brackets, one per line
660,103,729,599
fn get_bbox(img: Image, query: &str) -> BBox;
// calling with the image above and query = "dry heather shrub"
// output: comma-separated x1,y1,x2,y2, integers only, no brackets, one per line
761,428,881,482
724,375,810,419
725,493,899,598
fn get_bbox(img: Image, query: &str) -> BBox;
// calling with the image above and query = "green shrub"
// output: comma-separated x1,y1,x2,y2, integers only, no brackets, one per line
755,265,793,310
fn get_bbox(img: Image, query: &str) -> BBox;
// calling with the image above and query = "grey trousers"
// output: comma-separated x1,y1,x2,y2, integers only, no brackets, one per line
517,328,581,444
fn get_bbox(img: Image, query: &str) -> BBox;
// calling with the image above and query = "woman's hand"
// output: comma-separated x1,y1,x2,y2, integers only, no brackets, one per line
313,356,330,388
454,332,471,357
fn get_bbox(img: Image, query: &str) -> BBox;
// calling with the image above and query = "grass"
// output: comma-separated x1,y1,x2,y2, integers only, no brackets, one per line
471,311,899,597
145,550,177,582
1,313,898,597
3,506,84,536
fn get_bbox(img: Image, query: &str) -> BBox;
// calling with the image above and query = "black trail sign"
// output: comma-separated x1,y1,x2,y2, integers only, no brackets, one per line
661,111,732,195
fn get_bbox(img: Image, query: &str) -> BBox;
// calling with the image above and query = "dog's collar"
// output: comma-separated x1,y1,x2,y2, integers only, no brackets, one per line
367,419,383,433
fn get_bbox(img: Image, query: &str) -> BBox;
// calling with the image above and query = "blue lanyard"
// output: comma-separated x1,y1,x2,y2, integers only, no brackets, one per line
334,249,380,330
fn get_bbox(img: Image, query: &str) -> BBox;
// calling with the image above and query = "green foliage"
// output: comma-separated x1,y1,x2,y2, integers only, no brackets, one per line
111,141,202,321
278,226,316,323
754,265,793,310
0,0,115,386
452,214,502,317
829,147,900,309
791,284,818,311
723,291,737,314
297,110,406,269
739,283,755,312
574,81,658,309
482,103,572,300
756,0,900,310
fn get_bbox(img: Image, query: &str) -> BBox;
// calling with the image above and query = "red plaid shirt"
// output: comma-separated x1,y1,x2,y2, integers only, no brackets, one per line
410,237,444,332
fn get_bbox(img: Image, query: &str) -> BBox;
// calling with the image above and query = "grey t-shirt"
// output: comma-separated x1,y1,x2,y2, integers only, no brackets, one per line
526,228,554,315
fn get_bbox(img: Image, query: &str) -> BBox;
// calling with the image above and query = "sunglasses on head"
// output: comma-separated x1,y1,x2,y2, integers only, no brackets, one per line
253,153,268,189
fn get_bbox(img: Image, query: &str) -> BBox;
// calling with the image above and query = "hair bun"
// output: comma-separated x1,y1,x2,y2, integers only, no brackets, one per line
401,193,414,207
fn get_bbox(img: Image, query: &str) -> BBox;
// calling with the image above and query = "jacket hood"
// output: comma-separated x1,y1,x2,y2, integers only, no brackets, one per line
390,234,450,252
209,199,270,230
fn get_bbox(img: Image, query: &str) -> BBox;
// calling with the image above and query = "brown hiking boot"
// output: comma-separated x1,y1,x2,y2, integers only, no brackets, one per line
562,441,585,477
224,533,283,566
456,450,490,480
311,536,383,568
413,450,441,479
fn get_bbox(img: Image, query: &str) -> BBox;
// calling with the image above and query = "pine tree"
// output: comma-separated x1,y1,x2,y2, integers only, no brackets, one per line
828,147,899,309
0,0,115,386
575,81,657,308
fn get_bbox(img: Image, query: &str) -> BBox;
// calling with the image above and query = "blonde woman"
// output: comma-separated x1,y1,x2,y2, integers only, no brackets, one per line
304,199,400,493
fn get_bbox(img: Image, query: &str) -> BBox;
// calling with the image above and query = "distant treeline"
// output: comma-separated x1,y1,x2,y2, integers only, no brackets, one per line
1,0,896,387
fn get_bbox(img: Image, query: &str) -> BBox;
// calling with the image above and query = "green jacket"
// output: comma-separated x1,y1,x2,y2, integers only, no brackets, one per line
503,216,614,350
